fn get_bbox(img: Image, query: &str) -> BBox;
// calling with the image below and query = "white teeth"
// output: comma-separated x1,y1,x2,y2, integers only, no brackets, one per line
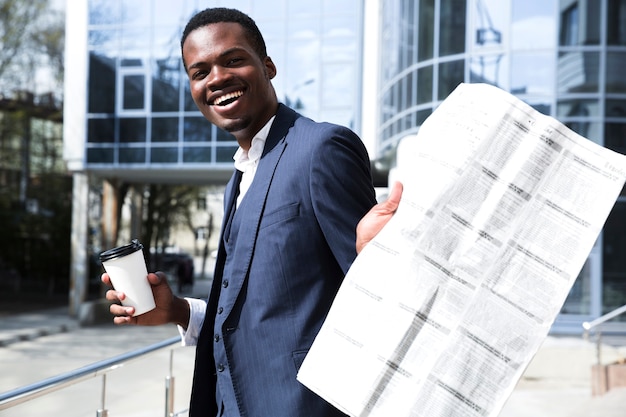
214,90,243,105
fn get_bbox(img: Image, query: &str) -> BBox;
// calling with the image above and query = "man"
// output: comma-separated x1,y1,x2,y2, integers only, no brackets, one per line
103,7,401,416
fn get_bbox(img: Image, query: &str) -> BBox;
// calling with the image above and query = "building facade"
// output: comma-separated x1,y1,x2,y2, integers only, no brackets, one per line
63,0,365,311
374,0,626,333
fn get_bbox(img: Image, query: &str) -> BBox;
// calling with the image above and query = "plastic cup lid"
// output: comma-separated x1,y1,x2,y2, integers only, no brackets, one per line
100,239,144,263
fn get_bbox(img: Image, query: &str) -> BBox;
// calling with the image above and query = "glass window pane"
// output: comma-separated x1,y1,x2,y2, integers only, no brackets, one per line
606,99,626,117
470,54,509,91
183,83,197,111
184,118,212,142
439,0,466,56
152,58,181,112
119,118,146,142
473,0,508,50
511,1,557,50
417,66,433,104
607,52,626,93
216,129,236,143
86,147,114,164
565,121,601,141
559,1,601,46
438,60,464,100
322,63,353,107
89,0,121,25
152,118,179,142
608,0,626,45
123,75,145,110
216,145,239,163
119,147,146,163
418,0,434,61
87,118,115,143
150,147,178,163
184,146,212,163
88,53,116,113
605,123,626,155
603,203,626,313
560,259,591,315
557,52,600,93
557,99,600,118
511,52,554,95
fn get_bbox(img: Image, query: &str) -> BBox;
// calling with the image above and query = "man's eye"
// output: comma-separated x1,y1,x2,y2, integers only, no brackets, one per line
192,70,207,80
227,58,243,66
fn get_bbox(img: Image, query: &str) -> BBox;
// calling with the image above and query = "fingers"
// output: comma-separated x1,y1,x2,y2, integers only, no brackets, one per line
386,181,403,208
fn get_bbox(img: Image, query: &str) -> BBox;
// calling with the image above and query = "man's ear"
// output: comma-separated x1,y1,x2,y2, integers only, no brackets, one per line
264,56,277,80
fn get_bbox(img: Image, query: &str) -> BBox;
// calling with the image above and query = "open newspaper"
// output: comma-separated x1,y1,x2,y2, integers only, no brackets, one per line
297,83,626,417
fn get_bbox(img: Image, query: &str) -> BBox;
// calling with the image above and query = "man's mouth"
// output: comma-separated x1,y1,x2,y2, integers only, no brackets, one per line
212,90,244,106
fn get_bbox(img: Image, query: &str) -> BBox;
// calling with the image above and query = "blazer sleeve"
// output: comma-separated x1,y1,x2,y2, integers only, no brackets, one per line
309,124,377,274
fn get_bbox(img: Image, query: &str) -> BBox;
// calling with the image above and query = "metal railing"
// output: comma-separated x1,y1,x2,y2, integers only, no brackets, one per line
582,303,626,366
0,335,187,417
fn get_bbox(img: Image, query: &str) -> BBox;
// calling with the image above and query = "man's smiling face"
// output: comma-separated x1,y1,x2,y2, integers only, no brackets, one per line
183,22,278,149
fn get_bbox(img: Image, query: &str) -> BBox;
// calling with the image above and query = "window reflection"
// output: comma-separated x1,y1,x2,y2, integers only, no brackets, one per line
88,118,115,143
123,75,145,110
557,99,600,118
602,204,626,313
87,148,114,164
184,146,212,163
418,0,434,62
511,53,553,95
88,53,116,113
151,147,178,163
559,0,601,46
119,118,146,142
608,0,626,45
183,118,212,142
119,147,146,164
511,1,557,50
470,54,506,89
439,0,466,56
606,99,626,117
438,60,464,100
151,118,178,142
152,58,181,112
557,51,600,93
606,52,626,93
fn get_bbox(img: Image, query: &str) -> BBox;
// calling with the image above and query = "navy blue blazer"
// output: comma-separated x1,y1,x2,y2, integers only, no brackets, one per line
189,104,376,416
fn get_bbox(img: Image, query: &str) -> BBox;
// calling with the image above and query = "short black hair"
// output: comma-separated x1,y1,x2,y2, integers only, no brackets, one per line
181,8,267,67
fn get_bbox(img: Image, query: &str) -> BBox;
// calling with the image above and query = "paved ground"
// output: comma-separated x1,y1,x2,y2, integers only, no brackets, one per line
1,277,626,417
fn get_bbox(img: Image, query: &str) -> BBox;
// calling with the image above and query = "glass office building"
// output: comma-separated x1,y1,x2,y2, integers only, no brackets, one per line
65,0,364,183
375,0,626,332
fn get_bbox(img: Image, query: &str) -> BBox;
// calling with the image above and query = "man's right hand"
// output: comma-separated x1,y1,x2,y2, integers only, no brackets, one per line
102,271,190,329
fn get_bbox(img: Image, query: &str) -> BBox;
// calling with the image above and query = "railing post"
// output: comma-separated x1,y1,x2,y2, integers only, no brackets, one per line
97,374,108,417
165,349,175,417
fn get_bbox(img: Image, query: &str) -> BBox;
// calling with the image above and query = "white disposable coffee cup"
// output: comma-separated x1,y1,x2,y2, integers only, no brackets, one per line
100,240,155,316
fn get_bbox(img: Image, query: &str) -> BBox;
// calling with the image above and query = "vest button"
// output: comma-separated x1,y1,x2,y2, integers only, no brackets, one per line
218,307,224,314
214,334,220,342
217,363,225,372
222,279,229,288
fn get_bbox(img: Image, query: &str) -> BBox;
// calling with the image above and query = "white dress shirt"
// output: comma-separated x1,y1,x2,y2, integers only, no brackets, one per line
178,116,275,346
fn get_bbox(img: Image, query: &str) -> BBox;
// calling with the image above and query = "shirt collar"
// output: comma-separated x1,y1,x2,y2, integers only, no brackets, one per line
233,116,276,172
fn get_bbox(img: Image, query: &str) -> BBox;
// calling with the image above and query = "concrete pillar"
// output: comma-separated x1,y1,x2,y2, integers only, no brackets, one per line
69,172,89,316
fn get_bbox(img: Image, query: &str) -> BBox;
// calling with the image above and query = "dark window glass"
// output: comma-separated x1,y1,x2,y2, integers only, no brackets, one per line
418,0,435,61
184,117,212,142
152,117,178,142
417,66,433,104
608,0,626,45
119,118,146,142
557,52,600,93
121,58,143,67
439,0,466,56
216,146,238,163
86,147,114,163
183,82,197,111
559,4,579,46
605,123,626,155
119,147,146,163
607,52,626,93
152,58,181,112
216,128,236,142
603,203,626,314
88,53,116,113
87,118,115,143
184,146,212,163
606,99,626,117
123,75,145,110
416,109,432,126
557,99,600,119
150,147,178,163
438,60,464,100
